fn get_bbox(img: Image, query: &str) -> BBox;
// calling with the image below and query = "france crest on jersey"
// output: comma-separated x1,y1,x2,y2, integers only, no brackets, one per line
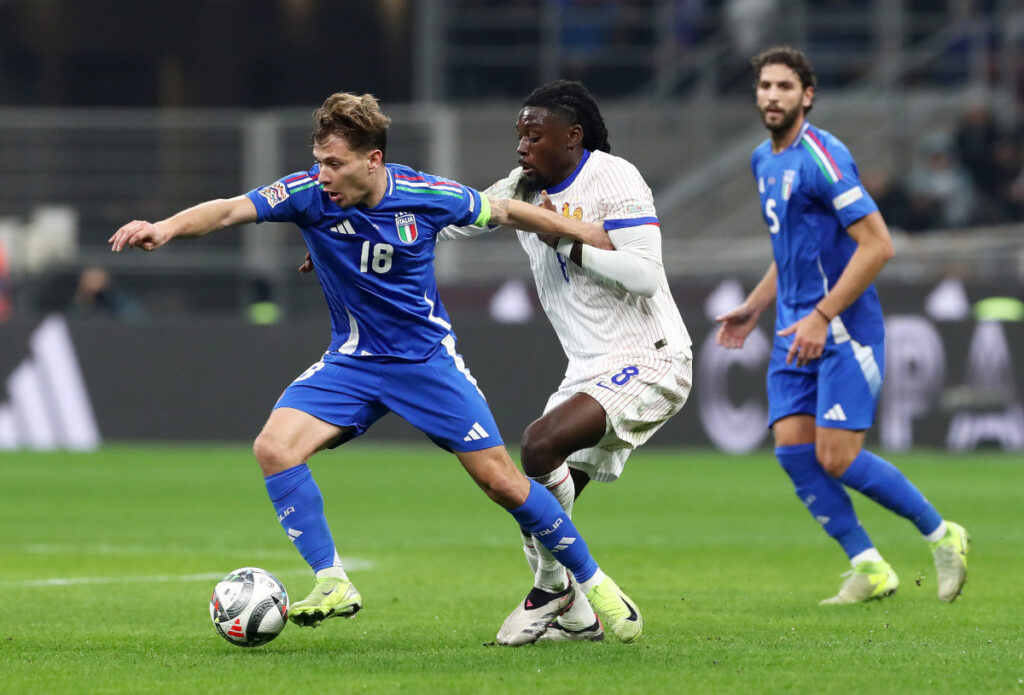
245,163,489,361
750,122,884,345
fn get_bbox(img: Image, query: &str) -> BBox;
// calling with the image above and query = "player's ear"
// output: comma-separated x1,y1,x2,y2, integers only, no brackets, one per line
566,123,584,150
802,86,814,111
366,149,383,173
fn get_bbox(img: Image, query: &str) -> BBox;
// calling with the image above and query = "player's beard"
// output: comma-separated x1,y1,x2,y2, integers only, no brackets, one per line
761,103,802,135
514,172,544,201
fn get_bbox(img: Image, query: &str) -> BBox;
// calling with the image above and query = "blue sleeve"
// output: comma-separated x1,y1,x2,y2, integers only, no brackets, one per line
806,135,878,228
444,181,488,228
245,168,323,226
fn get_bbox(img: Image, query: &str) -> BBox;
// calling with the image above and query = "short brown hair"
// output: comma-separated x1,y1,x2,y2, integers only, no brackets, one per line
751,46,817,112
311,92,390,155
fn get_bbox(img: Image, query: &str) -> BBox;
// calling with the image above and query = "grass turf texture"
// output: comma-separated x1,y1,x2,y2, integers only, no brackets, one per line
1,444,1021,694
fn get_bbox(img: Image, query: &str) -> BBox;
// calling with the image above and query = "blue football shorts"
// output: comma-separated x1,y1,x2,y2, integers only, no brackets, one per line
274,336,504,452
766,336,886,430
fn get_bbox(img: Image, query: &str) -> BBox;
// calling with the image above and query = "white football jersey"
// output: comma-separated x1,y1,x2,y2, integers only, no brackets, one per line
474,149,691,377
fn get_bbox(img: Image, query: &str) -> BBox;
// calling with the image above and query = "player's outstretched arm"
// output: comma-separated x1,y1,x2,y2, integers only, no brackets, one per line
715,262,777,349
486,194,612,250
109,196,258,252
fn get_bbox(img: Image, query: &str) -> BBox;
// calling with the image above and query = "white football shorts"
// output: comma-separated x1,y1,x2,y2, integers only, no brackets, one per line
547,350,693,482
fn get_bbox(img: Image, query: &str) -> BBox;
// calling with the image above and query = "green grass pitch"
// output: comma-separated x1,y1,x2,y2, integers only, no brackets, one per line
1,444,1021,694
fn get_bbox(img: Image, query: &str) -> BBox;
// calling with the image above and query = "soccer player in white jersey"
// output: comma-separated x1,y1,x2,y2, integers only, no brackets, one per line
442,80,693,644
109,92,647,643
716,47,969,604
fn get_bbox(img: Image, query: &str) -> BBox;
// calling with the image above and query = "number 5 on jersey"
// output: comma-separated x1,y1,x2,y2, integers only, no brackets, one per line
764,198,780,234
360,241,393,274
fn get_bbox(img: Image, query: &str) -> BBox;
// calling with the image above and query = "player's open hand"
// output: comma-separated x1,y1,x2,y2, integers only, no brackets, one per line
714,305,759,349
777,310,829,367
108,220,170,252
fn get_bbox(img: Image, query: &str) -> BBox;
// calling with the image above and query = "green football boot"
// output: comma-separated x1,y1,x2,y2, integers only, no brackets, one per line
820,560,899,605
584,575,642,643
289,576,362,627
929,521,970,602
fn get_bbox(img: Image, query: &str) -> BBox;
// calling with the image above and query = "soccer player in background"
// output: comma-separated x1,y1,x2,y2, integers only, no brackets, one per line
108,92,645,643
442,80,693,643
715,47,970,604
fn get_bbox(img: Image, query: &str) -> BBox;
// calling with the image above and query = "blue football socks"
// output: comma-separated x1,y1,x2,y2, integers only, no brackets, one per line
776,444,874,559
264,463,338,572
839,449,943,535
509,479,598,584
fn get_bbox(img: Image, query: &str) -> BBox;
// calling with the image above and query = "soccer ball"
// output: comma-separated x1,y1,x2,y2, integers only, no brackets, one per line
209,567,289,647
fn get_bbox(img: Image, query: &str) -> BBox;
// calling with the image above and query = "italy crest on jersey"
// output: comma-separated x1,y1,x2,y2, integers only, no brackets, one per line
395,214,418,243
782,170,796,200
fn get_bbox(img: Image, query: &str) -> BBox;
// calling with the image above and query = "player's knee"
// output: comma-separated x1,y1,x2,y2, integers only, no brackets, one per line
816,441,856,478
520,421,560,476
253,432,295,476
479,470,528,509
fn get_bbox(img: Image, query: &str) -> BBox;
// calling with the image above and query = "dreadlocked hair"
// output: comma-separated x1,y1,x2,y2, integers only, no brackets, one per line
522,80,611,153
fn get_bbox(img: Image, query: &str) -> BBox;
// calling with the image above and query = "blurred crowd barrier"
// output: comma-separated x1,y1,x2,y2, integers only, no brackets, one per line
1,277,1020,453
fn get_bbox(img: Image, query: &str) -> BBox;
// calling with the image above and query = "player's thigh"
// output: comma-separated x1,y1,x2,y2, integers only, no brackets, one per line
382,337,504,452
525,393,608,455
576,353,691,449
254,406,350,474
767,343,818,427
272,357,389,447
771,414,816,447
815,339,885,430
559,353,690,482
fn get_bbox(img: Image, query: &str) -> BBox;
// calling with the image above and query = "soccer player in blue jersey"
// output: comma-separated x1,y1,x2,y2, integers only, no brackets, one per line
715,47,970,604
108,92,644,642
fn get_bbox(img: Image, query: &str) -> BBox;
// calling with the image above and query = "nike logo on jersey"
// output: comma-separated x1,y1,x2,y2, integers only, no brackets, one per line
823,404,848,422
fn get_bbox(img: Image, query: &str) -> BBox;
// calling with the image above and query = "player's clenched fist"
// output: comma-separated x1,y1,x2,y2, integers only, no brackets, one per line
109,220,170,252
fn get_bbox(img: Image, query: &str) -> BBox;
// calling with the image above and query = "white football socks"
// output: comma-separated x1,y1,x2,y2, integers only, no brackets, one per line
923,520,947,543
315,550,349,581
849,547,884,567
530,463,575,592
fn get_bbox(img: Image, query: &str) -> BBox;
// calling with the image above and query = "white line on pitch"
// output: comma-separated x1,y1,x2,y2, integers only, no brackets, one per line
0,558,375,588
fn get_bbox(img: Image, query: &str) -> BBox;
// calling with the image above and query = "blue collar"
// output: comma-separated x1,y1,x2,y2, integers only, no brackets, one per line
545,149,591,195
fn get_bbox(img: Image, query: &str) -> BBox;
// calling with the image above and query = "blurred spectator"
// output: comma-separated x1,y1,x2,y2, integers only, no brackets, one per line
862,168,913,232
905,133,976,229
724,0,778,56
673,0,708,49
71,266,141,320
953,101,1021,223
558,0,626,91
954,102,1000,185
247,277,282,325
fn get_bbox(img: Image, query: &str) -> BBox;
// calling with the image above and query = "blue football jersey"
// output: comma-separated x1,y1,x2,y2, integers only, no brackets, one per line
246,163,489,361
751,122,884,344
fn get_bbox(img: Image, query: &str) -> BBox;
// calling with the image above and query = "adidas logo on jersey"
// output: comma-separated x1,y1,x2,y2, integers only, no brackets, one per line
463,422,490,442
823,403,848,422
0,315,101,451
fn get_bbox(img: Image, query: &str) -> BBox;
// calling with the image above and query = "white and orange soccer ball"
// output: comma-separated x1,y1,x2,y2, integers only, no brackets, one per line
209,567,289,647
